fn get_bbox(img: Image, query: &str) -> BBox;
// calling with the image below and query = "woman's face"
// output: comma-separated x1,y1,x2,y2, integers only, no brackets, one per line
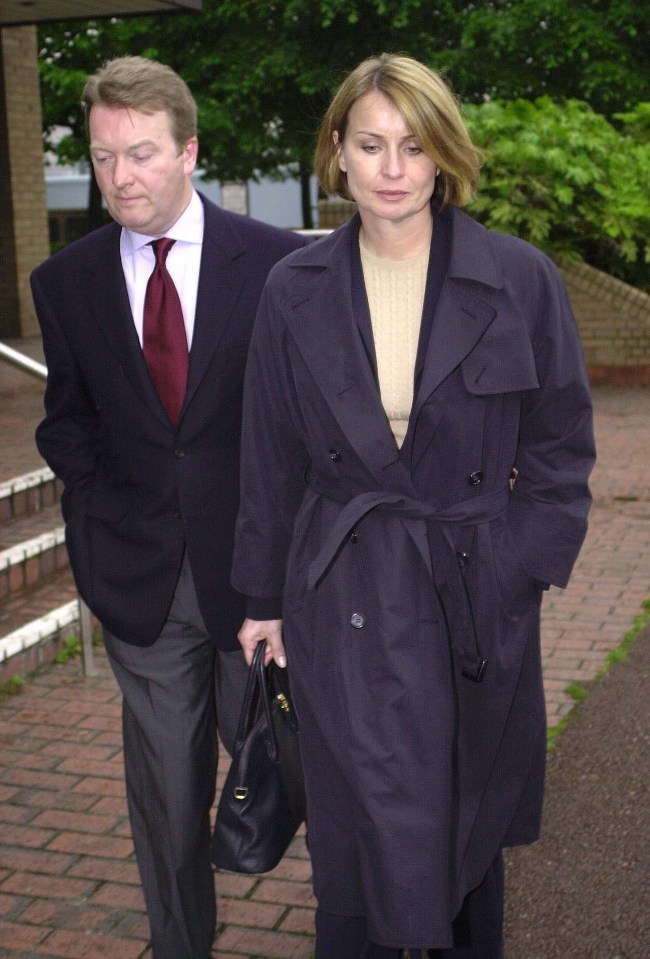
334,90,438,231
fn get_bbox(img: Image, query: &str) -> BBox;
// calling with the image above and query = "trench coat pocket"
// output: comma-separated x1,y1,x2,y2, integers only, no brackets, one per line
282,492,322,612
490,520,538,618
461,335,539,396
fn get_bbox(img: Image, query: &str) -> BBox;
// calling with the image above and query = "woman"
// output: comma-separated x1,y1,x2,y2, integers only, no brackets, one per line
233,54,595,957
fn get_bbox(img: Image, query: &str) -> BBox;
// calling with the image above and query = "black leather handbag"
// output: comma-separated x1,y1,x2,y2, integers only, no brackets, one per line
211,642,306,874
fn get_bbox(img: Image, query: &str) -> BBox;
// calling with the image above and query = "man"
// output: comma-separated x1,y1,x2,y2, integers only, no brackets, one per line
31,56,306,959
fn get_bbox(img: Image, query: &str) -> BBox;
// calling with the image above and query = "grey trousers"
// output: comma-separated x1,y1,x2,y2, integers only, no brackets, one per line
104,553,249,959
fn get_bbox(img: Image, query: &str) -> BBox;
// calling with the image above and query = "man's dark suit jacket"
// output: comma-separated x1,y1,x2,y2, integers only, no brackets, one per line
31,195,306,650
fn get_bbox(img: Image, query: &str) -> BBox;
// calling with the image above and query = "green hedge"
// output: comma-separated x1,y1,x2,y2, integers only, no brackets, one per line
464,98,650,291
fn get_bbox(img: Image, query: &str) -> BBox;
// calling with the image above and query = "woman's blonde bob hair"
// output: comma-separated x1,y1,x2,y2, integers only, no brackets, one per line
314,53,482,210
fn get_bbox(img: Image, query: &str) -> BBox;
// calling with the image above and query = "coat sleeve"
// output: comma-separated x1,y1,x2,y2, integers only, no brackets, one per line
509,253,596,588
231,274,310,616
31,268,102,520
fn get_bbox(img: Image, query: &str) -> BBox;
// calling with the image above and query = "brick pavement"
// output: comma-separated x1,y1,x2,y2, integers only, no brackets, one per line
540,386,650,721
0,649,315,959
1,338,649,956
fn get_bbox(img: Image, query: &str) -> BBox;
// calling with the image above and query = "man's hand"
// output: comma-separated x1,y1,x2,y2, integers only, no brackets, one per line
238,618,286,668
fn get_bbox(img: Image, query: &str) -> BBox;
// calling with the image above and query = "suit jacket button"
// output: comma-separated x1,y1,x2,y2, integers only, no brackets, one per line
174,448,185,459
329,448,342,463
350,613,365,628
468,470,483,486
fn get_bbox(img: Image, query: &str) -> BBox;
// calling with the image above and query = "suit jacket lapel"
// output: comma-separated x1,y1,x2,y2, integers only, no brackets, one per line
183,199,247,413
90,200,250,429
88,225,171,427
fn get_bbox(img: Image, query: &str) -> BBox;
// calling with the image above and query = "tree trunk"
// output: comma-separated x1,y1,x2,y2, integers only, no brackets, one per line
299,162,313,230
87,167,104,233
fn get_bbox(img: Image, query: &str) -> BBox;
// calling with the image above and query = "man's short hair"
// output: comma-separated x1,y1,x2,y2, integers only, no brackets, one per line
82,56,197,151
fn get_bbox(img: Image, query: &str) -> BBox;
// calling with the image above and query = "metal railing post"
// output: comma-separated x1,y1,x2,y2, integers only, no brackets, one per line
78,598,97,677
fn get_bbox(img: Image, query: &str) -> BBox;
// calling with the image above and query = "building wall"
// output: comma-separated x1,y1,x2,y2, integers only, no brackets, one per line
560,261,650,385
0,26,49,337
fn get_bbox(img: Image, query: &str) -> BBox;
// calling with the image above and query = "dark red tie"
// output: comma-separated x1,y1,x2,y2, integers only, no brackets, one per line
143,237,189,424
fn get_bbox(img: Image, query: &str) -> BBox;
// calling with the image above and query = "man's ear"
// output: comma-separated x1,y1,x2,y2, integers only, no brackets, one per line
183,136,199,175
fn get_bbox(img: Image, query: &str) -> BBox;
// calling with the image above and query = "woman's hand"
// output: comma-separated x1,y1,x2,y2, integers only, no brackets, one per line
238,618,286,668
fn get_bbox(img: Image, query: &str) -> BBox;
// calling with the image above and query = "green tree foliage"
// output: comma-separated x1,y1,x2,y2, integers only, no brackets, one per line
38,0,649,271
615,103,650,143
38,1,458,227
39,19,147,228
141,0,467,225
448,0,649,115
464,98,650,290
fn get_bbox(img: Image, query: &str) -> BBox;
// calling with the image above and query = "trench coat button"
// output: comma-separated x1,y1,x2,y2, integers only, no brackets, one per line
468,470,483,486
174,448,186,459
329,448,342,463
350,612,365,628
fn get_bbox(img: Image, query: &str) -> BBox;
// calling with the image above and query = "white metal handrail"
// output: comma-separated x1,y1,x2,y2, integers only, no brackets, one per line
0,340,96,677
0,341,48,378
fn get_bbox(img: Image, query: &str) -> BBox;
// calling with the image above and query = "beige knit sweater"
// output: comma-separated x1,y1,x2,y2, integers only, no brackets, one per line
360,241,429,448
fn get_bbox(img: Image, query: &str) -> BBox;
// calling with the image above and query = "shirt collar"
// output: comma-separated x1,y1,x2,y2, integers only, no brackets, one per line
121,189,205,257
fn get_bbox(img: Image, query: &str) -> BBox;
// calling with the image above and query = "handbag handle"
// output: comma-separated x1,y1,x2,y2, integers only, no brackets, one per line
232,643,279,763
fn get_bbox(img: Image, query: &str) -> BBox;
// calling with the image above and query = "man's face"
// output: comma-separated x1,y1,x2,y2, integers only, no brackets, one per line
89,104,198,236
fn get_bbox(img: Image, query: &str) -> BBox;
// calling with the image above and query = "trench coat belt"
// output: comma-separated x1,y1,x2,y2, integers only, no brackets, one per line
306,482,511,682
307,484,510,588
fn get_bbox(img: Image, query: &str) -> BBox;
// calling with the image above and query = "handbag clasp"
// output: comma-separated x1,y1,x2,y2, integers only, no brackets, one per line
276,693,290,713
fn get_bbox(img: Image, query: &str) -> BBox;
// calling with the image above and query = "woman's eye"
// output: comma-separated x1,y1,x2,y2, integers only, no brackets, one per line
361,144,380,154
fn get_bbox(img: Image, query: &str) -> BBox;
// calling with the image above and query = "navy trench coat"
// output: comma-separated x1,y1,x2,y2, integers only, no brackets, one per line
231,206,595,949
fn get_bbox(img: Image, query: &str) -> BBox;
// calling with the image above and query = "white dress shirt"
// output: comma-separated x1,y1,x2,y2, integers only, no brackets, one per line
120,189,205,349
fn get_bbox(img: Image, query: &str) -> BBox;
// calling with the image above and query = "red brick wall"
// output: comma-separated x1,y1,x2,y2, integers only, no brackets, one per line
560,261,650,385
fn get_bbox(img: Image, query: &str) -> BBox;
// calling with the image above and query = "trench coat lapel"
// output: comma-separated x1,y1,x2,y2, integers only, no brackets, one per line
284,221,411,488
410,209,504,424
283,210,506,490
